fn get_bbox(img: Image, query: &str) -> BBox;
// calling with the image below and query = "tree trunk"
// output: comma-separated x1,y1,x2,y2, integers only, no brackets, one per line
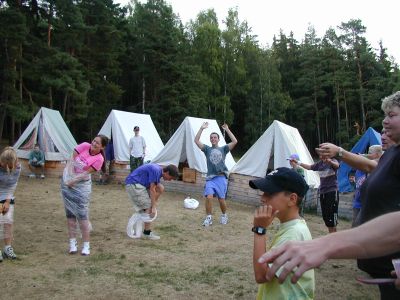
0,109,6,141
10,117,15,144
142,54,146,113
47,4,53,48
356,53,366,132
333,69,341,145
313,71,321,144
343,90,350,140
62,92,68,118
49,87,53,108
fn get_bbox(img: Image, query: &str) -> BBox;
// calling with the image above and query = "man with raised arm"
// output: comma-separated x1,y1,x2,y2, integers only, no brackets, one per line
194,122,237,226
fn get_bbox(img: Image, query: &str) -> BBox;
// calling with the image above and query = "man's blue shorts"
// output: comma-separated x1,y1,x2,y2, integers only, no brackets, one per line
204,175,228,199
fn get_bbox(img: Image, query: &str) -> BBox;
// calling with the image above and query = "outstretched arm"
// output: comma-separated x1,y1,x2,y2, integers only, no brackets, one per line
324,158,339,169
221,124,238,151
258,211,400,284
316,143,377,173
291,159,312,170
194,122,208,150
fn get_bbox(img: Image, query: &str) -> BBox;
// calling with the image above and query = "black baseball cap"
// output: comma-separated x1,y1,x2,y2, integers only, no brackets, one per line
249,167,309,197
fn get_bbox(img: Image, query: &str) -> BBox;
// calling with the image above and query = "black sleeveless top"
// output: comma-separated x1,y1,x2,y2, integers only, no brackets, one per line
357,145,400,277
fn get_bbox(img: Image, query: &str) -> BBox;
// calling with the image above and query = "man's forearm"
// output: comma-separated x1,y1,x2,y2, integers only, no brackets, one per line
195,128,203,142
327,212,400,259
226,129,237,143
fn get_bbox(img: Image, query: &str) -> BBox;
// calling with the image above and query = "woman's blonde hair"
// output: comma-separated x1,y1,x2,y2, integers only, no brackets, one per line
381,91,400,113
0,146,18,173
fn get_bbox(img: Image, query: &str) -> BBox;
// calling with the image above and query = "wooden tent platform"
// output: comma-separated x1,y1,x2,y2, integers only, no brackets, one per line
18,158,66,178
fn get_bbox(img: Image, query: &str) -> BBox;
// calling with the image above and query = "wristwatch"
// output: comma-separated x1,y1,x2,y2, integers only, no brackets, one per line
336,147,344,158
252,226,267,235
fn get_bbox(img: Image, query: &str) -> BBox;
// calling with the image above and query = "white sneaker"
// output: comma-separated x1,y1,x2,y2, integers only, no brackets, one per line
29,174,36,178
69,239,78,254
81,245,90,256
220,214,228,225
40,174,45,179
3,246,17,259
202,215,213,226
142,232,160,240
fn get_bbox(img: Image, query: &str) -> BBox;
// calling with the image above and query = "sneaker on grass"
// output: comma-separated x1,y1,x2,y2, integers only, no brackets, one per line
40,174,45,179
142,232,160,240
81,245,90,256
202,215,213,227
220,213,229,225
29,174,36,178
0,250,3,262
69,239,77,254
3,246,17,259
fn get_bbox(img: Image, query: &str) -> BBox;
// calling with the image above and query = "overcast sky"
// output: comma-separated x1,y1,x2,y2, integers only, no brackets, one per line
116,0,399,63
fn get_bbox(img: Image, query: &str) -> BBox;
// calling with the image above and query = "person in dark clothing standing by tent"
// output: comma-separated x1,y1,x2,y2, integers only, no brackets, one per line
291,156,339,233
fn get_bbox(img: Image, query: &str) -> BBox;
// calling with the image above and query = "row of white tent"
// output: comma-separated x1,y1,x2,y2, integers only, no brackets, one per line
13,107,320,188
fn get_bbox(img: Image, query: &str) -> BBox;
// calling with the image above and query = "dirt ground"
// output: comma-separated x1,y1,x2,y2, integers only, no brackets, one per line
1,176,380,300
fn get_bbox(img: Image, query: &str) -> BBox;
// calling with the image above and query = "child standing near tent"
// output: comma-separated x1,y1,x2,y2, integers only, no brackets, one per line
129,126,146,171
61,135,108,256
250,167,314,299
293,156,339,233
195,122,237,226
287,154,305,177
0,147,21,261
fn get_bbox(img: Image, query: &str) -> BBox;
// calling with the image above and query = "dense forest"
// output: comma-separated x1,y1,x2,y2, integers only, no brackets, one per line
1,0,399,155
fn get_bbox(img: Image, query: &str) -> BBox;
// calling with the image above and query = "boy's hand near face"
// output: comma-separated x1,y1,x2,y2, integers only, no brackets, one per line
254,205,279,228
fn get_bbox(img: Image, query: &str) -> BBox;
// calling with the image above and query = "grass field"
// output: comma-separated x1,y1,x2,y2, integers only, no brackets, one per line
1,176,380,299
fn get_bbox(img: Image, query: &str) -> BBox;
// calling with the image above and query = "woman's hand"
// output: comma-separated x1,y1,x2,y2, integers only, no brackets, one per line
316,143,341,159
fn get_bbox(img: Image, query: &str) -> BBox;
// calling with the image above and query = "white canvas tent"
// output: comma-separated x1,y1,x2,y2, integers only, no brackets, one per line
152,116,236,173
14,107,77,161
231,120,320,188
98,110,164,162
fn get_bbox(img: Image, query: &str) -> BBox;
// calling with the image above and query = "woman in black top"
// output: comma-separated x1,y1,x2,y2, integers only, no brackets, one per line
316,91,400,300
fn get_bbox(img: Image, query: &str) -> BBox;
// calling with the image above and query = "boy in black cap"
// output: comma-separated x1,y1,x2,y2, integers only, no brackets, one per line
250,167,315,299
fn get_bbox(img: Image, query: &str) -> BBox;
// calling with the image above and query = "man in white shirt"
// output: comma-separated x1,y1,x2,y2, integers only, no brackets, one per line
129,126,146,171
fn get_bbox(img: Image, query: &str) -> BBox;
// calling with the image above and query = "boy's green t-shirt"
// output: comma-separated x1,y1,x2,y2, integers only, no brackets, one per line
257,219,315,300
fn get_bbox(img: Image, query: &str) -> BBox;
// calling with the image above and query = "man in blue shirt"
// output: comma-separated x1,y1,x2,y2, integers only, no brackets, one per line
195,122,237,226
125,163,178,239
